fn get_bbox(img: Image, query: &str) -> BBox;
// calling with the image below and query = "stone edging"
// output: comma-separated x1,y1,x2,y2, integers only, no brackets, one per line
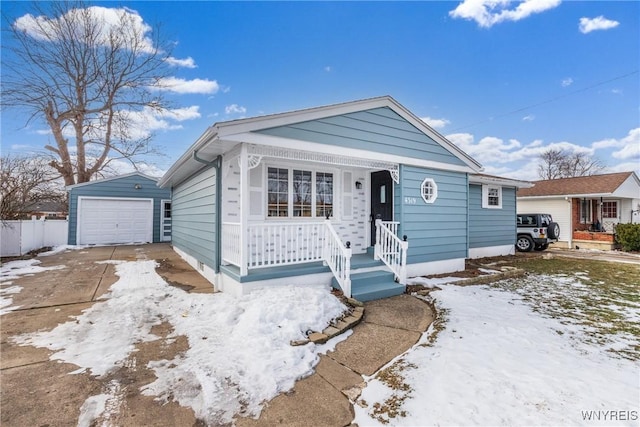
291,297,365,346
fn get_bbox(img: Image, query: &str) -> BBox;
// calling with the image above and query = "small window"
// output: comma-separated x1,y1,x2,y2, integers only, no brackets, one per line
163,202,172,219
421,178,438,204
316,172,333,218
482,185,502,209
602,201,618,219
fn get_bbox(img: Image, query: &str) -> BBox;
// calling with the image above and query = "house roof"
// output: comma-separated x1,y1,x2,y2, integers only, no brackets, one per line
158,96,484,188
22,200,67,213
66,172,160,190
469,173,533,189
517,172,639,198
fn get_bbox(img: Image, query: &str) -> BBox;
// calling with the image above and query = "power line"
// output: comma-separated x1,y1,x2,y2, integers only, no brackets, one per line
450,69,639,132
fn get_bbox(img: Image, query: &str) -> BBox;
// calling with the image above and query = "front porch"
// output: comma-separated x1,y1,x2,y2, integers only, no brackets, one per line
220,219,408,301
571,197,619,250
219,143,409,300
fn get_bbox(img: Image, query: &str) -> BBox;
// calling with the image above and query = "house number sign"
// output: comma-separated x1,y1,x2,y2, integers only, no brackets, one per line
404,196,418,205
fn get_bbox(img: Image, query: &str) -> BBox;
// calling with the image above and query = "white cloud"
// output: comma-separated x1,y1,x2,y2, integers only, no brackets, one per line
119,106,201,140
104,159,167,177
447,133,522,163
421,116,451,129
14,6,155,53
611,128,640,160
225,104,247,115
561,77,573,87
449,0,561,28
592,128,640,159
522,114,535,121
152,77,219,94
606,161,640,175
579,16,619,34
165,56,196,68
35,129,52,135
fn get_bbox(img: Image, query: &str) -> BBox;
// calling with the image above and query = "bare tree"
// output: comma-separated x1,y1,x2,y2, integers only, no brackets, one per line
537,148,604,180
1,154,64,220
2,1,173,185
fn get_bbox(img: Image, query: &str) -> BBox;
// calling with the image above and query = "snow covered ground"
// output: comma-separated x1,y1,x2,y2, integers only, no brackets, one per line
9,258,348,426
0,258,66,314
355,274,640,427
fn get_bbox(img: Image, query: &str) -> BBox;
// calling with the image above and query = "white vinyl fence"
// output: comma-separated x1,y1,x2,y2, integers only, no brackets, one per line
1,218,68,257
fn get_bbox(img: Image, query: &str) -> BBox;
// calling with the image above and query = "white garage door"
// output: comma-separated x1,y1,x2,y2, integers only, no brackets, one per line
78,197,153,245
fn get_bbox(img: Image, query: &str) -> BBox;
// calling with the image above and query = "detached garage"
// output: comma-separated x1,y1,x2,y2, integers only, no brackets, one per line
67,172,172,245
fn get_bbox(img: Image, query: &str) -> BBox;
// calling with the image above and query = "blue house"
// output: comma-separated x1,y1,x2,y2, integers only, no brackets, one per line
67,172,172,245
158,96,530,301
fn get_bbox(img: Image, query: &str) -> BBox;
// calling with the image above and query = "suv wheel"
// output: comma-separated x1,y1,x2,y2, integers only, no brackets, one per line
548,222,560,240
516,235,534,252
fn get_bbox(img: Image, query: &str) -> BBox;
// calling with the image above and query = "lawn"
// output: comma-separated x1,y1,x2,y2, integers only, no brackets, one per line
355,255,640,426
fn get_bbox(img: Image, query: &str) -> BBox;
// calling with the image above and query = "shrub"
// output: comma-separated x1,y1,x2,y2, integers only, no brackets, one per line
615,223,640,251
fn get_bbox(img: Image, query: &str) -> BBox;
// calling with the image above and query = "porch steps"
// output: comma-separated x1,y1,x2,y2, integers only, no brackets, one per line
333,270,406,302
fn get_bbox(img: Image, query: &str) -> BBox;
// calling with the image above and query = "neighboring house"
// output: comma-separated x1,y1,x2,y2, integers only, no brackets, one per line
21,200,68,219
517,172,640,250
159,96,530,301
67,172,172,245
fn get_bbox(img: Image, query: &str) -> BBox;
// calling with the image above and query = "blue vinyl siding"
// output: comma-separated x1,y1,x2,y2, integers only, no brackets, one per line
68,174,170,245
395,165,468,263
468,184,516,248
171,167,217,269
256,107,467,167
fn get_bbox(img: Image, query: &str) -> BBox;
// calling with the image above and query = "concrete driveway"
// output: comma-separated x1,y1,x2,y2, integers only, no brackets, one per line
1,244,213,427
1,243,435,427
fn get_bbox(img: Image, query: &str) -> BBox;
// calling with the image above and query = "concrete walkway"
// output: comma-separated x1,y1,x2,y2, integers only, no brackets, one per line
235,294,434,427
1,244,434,427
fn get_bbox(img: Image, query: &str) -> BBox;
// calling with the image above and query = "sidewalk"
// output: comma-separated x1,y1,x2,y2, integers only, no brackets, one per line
235,294,434,427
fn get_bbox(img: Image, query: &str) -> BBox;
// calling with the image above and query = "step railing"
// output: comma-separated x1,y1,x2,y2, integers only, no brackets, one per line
324,219,352,297
375,219,408,285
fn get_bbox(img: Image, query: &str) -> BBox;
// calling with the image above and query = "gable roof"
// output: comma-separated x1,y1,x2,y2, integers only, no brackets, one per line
517,172,639,197
66,172,160,190
159,96,483,188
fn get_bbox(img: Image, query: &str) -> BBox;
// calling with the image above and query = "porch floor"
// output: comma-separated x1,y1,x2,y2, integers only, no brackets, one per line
220,252,384,284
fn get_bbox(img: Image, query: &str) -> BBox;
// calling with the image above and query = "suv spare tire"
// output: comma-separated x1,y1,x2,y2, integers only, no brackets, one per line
547,222,560,240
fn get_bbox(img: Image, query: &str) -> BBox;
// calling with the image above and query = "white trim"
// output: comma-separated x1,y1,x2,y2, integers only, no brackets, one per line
161,199,172,242
223,133,477,174
67,172,159,190
468,244,515,259
421,178,438,204
406,258,466,278
469,174,532,189
482,184,503,209
77,196,153,245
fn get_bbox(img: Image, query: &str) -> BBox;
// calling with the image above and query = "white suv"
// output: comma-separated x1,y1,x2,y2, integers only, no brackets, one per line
516,213,560,252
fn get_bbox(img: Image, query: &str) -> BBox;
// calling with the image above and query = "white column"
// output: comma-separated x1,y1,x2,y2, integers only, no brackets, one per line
239,144,249,276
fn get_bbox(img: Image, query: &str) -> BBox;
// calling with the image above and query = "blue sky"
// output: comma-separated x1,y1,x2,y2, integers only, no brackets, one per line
2,0,639,180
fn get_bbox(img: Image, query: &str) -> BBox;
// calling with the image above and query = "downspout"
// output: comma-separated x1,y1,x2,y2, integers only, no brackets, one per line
193,151,223,273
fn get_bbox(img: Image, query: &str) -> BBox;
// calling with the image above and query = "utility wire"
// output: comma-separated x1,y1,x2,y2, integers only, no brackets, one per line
450,69,639,132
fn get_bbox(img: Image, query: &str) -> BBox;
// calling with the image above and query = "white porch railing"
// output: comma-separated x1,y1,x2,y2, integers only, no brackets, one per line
222,222,242,266
374,219,408,285
247,221,325,268
323,220,352,298
222,220,353,296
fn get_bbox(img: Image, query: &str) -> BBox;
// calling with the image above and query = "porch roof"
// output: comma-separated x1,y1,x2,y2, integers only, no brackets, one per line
158,96,483,188
517,172,639,199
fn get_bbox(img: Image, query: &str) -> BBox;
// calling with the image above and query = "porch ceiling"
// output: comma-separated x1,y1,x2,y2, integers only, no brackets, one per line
245,143,399,181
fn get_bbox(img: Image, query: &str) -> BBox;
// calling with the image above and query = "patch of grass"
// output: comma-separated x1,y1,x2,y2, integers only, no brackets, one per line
489,257,640,360
369,359,417,424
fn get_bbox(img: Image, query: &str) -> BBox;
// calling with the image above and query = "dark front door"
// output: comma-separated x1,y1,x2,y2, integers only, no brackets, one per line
371,170,393,246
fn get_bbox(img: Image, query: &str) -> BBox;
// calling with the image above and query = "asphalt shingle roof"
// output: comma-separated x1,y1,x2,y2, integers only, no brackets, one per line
517,172,635,197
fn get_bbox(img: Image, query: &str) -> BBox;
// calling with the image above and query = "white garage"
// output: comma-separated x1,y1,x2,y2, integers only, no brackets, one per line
77,197,153,245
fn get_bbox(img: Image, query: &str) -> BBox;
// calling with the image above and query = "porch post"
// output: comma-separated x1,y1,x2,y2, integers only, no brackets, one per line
374,217,382,260
239,144,249,276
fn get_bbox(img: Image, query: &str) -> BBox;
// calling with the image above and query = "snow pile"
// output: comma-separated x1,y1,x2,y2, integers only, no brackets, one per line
13,259,347,425
38,245,87,257
0,259,66,315
406,275,465,287
355,285,639,426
